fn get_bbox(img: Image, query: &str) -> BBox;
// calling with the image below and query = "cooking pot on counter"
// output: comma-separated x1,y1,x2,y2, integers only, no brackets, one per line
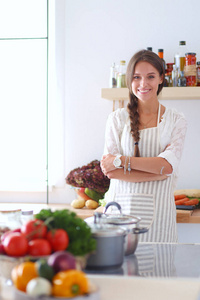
86,212,126,270
85,201,148,258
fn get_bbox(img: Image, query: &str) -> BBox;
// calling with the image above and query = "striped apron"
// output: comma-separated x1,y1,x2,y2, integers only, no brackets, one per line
106,104,178,242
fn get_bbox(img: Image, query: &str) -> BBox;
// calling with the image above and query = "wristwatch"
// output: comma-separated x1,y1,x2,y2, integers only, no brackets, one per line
113,155,123,168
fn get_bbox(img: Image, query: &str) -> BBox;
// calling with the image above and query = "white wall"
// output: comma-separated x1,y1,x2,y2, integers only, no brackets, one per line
56,0,200,203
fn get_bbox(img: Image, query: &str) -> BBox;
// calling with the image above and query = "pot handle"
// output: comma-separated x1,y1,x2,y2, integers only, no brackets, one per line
133,227,148,234
104,201,122,214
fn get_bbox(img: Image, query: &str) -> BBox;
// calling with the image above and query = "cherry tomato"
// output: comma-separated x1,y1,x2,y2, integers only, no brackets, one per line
28,239,52,256
3,232,28,256
46,229,69,252
21,219,47,240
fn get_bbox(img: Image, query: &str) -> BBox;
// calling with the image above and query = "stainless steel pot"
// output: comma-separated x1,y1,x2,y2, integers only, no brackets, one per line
86,212,126,270
104,202,148,256
85,202,148,257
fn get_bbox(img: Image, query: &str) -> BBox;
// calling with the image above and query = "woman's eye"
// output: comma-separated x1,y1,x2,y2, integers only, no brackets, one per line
133,76,139,80
148,75,155,79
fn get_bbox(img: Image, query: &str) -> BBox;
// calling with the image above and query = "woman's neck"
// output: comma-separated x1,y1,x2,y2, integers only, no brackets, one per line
138,100,159,115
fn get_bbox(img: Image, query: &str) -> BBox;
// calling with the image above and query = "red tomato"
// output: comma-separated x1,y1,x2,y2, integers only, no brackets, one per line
0,243,5,254
1,230,12,243
28,239,52,256
1,229,21,243
21,219,47,240
3,232,28,256
46,229,69,252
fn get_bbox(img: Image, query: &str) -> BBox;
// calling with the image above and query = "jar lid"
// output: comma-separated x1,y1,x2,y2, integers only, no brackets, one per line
179,41,186,45
197,61,200,65
22,210,33,215
185,52,196,56
0,209,21,214
158,49,163,52
120,60,126,64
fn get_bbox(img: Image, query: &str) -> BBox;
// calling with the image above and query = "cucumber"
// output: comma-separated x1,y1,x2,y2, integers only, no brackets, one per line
84,188,103,202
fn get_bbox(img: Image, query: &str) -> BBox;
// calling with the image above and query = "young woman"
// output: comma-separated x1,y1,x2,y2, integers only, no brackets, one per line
100,50,187,242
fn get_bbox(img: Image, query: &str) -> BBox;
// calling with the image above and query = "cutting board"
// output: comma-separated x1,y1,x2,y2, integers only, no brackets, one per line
176,209,193,223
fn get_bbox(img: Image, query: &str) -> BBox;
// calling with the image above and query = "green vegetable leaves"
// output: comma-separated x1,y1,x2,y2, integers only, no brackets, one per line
35,209,96,256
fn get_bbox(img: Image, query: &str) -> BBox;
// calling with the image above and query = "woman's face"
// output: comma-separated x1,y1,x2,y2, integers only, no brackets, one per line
131,61,163,103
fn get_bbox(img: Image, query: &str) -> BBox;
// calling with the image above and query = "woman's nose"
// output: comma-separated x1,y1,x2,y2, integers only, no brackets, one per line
140,77,146,86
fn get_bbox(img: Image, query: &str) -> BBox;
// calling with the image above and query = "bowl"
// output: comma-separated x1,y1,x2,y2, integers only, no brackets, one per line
0,254,89,280
13,281,100,300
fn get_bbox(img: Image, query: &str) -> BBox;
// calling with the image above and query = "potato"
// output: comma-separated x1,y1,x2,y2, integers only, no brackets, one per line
85,200,99,209
71,198,86,209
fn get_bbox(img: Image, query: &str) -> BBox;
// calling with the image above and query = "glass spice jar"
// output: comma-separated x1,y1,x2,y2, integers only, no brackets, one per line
197,61,200,86
184,52,197,86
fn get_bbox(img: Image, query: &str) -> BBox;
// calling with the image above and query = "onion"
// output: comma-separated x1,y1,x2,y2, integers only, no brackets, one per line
47,251,76,273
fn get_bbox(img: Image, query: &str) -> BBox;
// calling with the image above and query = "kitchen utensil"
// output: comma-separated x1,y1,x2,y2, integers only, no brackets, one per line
85,202,148,257
176,205,196,210
104,202,148,256
85,212,126,270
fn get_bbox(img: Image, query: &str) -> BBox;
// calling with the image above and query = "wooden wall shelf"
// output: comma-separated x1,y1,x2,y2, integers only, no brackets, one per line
101,87,200,101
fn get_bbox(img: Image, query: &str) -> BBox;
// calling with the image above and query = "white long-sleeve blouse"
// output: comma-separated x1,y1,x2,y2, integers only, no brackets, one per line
103,106,187,183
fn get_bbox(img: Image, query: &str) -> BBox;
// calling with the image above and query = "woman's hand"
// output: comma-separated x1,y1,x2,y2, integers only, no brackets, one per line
100,154,116,176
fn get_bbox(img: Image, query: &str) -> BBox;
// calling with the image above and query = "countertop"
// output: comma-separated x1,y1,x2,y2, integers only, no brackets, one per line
0,202,199,223
1,243,200,300
85,242,200,278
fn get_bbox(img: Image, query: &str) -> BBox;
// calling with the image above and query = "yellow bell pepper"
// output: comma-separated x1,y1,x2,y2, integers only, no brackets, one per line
52,269,89,298
11,261,38,292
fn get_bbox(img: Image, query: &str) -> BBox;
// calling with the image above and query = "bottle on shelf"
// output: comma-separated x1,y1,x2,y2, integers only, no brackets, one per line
174,41,187,77
197,61,200,86
185,52,196,86
178,71,186,87
158,49,166,72
109,63,117,88
171,64,178,87
117,60,127,88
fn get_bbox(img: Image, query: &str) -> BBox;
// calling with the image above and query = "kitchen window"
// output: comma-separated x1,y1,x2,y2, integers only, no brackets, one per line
0,0,63,203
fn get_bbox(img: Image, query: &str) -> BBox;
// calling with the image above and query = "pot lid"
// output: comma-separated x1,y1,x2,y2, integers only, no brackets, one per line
105,214,141,226
103,201,141,226
88,212,125,237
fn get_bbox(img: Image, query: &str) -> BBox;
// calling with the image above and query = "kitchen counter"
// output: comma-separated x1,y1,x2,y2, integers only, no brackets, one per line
1,243,200,300
1,202,200,223
85,242,200,278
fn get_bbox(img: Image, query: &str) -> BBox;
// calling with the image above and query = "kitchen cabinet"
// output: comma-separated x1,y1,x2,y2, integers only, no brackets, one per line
101,87,200,110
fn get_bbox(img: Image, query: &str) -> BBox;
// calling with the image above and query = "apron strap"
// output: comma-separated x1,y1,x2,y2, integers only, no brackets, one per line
157,103,161,126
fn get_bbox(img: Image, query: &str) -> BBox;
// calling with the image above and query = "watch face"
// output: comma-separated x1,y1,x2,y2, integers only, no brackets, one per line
114,157,121,168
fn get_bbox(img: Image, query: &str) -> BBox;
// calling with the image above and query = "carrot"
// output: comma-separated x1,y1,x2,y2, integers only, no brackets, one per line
184,199,199,206
175,197,189,205
174,194,187,201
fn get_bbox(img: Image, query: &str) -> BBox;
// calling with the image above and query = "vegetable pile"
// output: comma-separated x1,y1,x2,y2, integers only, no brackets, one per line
174,194,200,206
11,251,91,298
0,209,96,257
66,160,110,210
65,159,110,194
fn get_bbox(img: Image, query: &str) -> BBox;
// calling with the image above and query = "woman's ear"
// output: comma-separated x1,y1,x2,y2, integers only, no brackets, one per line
160,74,164,84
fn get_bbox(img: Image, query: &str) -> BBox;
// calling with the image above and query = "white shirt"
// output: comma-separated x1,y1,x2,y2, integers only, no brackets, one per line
104,106,187,181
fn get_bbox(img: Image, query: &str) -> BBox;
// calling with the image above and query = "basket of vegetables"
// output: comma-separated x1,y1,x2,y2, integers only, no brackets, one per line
65,160,110,210
0,209,96,279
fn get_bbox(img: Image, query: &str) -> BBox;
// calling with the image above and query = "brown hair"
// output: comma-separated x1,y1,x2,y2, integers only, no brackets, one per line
126,49,165,157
